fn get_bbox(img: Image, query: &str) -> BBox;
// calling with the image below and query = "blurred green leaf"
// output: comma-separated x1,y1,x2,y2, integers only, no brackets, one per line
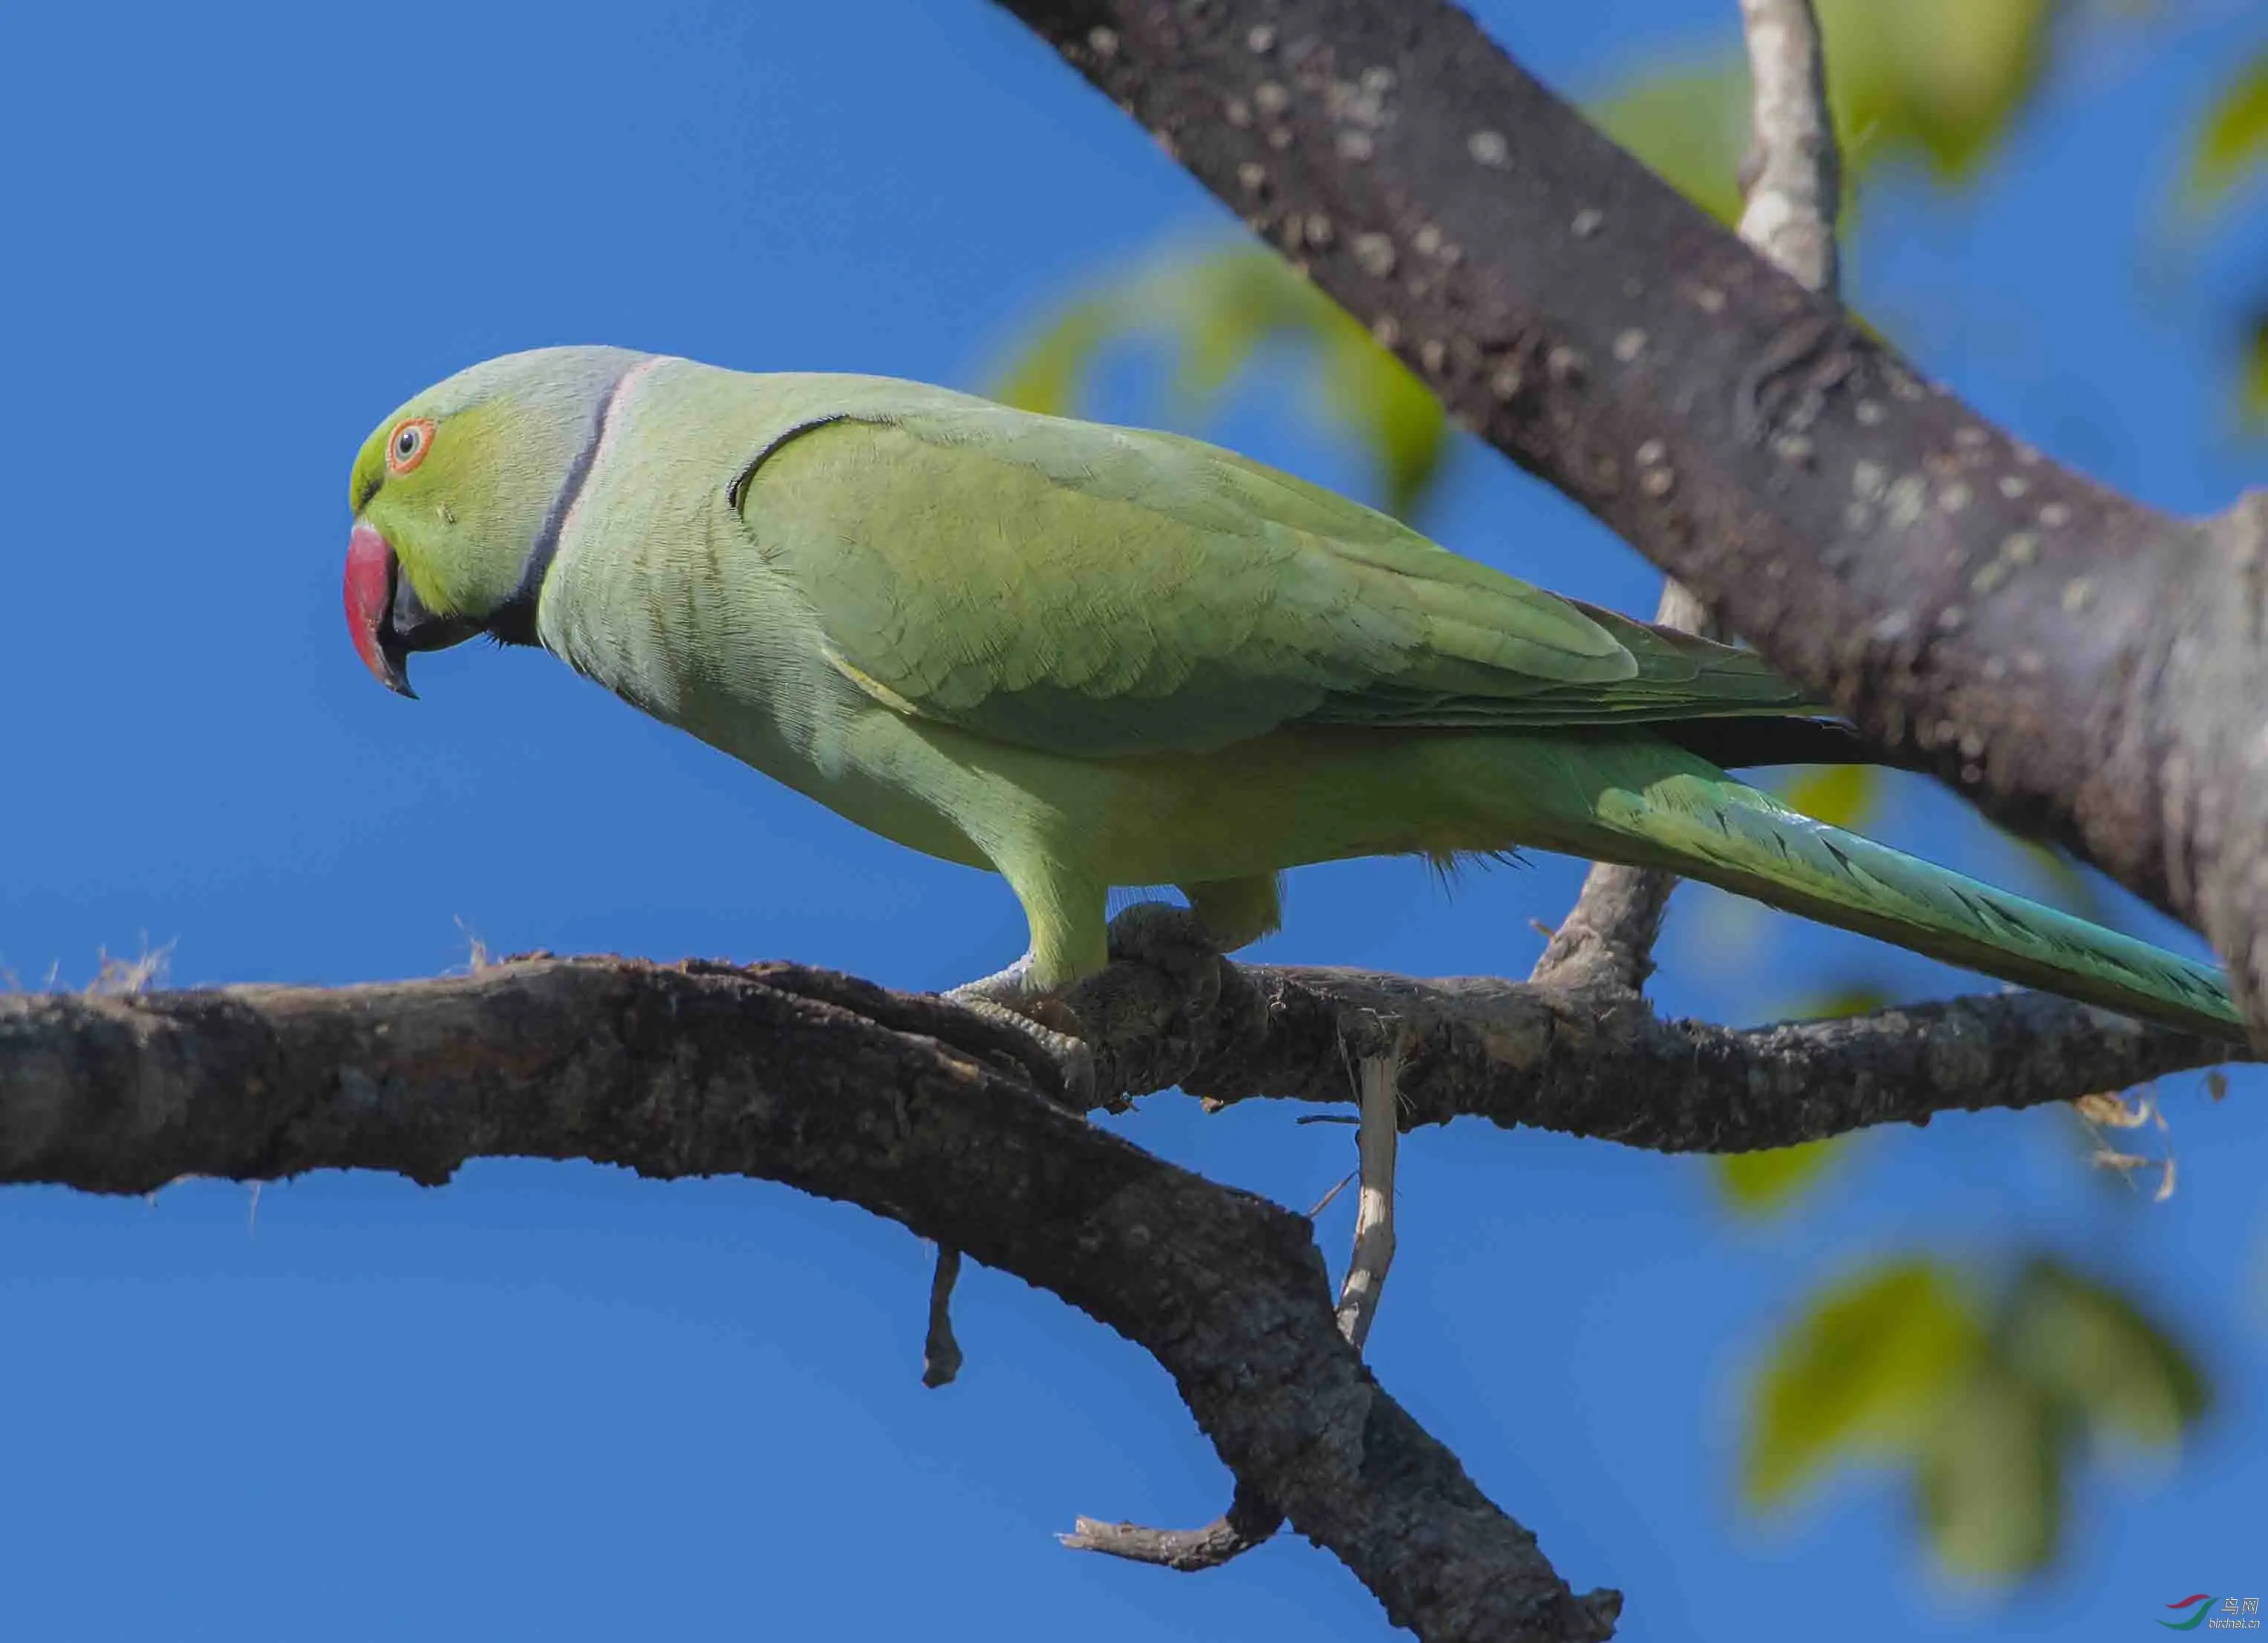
1744,1259,1981,1506
2001,1258,2209,1448
993,298,1117,418
1591,63,1750,226
1798,984,1895,1020
1164,248,1317,399
1915,1362,2062,1580
1819,0,2059,181
1717,1137,1845,1216
1590,0,2062,226
2004,834,2111,924
1318,321,1449,520
1780,762,1880,830
2244,310,2268,433
1747,1254,2211,1582
991,246,1447,520
2186,53,2268,212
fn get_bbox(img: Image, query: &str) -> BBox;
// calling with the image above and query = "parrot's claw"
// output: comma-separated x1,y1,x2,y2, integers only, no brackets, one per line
945,962,1096,1110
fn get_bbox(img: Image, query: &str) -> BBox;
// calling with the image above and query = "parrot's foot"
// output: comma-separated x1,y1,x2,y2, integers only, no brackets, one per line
949,954,1086,1035
1106,901,1225,1016
945,959,1096,1109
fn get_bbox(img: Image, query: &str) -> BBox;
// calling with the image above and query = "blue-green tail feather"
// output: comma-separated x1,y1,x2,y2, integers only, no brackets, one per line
1531,741,2242,1042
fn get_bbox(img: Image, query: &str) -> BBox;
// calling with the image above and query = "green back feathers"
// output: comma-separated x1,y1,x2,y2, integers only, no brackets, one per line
737,401,1813,757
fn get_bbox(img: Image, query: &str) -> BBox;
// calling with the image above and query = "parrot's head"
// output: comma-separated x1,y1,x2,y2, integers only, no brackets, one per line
345,345,652,696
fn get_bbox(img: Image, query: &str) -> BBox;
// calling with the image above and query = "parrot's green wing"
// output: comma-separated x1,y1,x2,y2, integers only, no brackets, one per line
735,401,1815,757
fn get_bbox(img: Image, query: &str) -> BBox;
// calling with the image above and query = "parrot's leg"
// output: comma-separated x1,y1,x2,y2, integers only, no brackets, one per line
948,843,1109,1007
942,845,1108,1104
1177,874,1284,954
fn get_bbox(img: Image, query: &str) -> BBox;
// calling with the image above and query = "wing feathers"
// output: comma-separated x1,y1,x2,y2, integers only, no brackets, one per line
735,398,1813,757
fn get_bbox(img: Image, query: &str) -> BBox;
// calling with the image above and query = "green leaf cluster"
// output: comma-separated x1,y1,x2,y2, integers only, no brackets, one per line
1745,1257,2208,1581
994,246,1447,522
1591,0,2063,229
2248,312,2268,432
2183,53,2268,429
1595,6,2267,434
2186,54,2268,214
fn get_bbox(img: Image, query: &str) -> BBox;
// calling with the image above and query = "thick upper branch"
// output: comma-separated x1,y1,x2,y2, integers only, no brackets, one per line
991,0,2268,1028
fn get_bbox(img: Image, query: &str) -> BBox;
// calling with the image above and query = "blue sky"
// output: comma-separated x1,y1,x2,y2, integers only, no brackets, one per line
1,1,2263,1638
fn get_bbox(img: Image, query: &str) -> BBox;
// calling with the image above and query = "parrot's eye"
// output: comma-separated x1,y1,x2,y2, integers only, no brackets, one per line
387,419,436,476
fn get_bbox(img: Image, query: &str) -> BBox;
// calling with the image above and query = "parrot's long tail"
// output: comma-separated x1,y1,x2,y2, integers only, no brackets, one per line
1527,739,2243,1042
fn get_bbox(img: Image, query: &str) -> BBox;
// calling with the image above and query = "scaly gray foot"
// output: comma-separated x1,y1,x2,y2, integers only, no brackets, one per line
945,958,1096,1108
1106,901,1225,1016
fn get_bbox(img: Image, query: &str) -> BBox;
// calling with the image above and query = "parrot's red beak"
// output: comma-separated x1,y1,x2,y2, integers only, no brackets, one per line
345,520,483,696
345,519,416,697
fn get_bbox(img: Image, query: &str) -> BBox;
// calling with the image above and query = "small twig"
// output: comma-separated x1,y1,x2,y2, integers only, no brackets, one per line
1736,0,1842,295
1530,858,1681,993
922,1243,965,1388
1335,1054,1402,1351
1308,1166,1359,1218
1059,1480,1283,1571
1078,1056,1403,1571
1066,1056,1403,1569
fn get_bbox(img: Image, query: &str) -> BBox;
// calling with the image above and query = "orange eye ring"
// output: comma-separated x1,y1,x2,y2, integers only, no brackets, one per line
386,418,436,475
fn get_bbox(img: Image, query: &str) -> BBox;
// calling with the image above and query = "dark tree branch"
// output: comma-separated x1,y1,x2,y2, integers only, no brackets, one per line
922,1244,966,1388
1531,853,1678,994
4,950,2239,1632
0,956,1618,1643
1063,953,2243,1146
990,0,2268,1031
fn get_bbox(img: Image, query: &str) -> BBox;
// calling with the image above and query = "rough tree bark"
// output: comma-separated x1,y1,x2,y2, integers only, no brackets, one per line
1,955,2241,1640
989,0,2268,1033
7,3,2256,1639
0,958,1629,1642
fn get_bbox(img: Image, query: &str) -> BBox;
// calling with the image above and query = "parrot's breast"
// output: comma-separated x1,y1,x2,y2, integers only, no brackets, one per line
531,359,997,869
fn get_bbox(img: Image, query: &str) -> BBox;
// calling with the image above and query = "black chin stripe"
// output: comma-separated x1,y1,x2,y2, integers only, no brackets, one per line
489,358,641,647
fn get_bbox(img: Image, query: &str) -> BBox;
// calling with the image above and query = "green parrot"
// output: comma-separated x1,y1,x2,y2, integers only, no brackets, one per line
343,346,2243,1043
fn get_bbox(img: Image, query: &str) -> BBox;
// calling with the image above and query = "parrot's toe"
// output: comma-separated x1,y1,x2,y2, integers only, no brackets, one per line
945,952,1049,1009
945,959,1097,1108
945,993,1097,1110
